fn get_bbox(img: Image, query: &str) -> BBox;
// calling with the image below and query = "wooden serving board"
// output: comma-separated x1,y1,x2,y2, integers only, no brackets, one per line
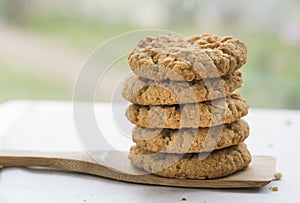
0,150,276,188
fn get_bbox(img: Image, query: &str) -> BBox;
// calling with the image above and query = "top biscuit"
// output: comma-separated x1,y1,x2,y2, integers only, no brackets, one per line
128,34,247,81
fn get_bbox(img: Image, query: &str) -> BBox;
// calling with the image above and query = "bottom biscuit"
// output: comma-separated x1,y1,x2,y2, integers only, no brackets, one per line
129,143,251,179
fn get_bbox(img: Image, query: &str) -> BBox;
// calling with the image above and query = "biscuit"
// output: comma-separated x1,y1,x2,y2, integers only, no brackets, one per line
129,143,251,179
128,34,247,82
126,93,248,128
132,119,249,153
122,71,242,105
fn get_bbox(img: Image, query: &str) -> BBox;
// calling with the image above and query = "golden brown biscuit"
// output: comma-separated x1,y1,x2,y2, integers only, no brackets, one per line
128,34,247,82
132,119,249,153
122,71,243,105
126,93,248,128
129,143,252,179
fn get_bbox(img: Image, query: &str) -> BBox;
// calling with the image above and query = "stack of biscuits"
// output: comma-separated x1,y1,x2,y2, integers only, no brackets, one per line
122,34,252,179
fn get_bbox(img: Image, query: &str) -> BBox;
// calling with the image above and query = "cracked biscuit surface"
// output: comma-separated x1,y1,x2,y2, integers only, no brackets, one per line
129,143,251,179
122,71,243,105
132,119,249,153
126,93,248,128
128,34,247,82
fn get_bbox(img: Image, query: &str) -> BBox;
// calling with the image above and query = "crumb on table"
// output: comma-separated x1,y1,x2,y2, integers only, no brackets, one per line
181,197,187,201
274,172,282,180
269,186,279,191
285,119,292,126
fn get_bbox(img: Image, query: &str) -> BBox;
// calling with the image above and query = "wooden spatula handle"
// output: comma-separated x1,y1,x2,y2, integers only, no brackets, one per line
0,149,132,185
0,149,97,171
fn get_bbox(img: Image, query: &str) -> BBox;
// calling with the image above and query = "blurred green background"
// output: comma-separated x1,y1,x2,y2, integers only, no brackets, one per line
0,0,300,109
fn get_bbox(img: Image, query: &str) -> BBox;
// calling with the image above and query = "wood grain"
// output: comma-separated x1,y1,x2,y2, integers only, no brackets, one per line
0,150,275,188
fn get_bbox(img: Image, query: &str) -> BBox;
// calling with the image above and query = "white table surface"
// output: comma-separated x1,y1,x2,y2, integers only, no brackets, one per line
0,100,299,203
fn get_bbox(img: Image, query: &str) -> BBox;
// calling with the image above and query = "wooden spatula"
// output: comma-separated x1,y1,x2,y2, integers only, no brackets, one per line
0,150,275,188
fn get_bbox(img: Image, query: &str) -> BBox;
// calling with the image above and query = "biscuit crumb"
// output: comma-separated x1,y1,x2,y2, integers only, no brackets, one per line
274,173,282,180
269,186,278,191
181,197,187,201
285,119,292,126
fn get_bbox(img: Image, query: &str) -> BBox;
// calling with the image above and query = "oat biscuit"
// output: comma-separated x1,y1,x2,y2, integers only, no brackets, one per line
132,119,249,153
126,93,248,128
122,71,242,105
129,143,251,179
128,34,247,82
